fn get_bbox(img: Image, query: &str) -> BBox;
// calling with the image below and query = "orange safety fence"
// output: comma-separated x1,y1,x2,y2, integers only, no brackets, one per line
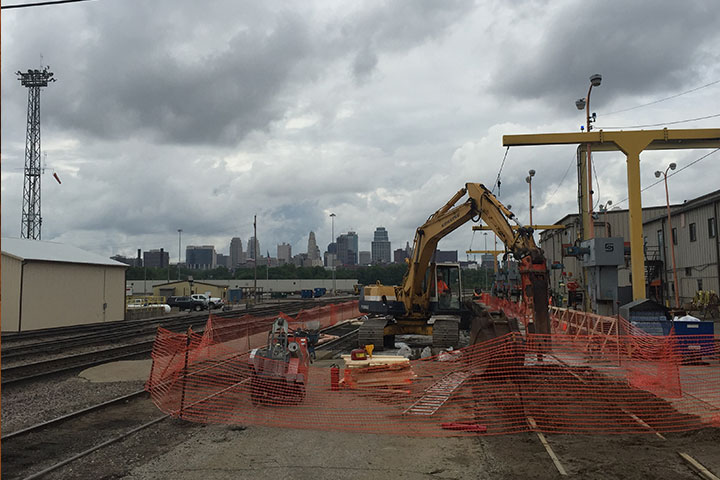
146,299,720,436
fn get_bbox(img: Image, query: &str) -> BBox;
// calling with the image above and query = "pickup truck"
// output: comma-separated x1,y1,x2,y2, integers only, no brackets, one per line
167,296,206,311
191,294,224,310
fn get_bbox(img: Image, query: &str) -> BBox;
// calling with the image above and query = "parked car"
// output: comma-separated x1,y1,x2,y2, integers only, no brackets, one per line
167,296,206,311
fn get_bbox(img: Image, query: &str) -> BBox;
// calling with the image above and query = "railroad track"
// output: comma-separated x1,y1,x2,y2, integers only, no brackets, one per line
1,299,356,387
1,297,353,348
0,390,164,480
1,321,360,480
507,354,720,479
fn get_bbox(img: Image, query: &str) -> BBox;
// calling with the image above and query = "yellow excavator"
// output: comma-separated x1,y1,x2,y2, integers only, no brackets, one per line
358,182,550,349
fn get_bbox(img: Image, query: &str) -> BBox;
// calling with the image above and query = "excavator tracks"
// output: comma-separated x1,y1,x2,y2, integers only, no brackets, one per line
358,317,390,350
431,317,460,349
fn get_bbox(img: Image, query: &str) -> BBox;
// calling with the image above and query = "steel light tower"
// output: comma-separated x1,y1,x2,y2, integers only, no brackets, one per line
17,67,56,240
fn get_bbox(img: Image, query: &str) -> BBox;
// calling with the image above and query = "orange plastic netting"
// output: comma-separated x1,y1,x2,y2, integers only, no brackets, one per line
145,299,720,436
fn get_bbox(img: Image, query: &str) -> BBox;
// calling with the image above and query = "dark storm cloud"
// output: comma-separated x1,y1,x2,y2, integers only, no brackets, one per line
490,0,720,108
4,0,477,148
48,11,312,145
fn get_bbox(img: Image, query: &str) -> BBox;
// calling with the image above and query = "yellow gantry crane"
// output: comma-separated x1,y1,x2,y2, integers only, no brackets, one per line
502,127,720,301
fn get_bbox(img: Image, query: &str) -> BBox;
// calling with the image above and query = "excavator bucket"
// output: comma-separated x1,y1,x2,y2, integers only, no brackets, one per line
465,299,520,344
465,299,525,374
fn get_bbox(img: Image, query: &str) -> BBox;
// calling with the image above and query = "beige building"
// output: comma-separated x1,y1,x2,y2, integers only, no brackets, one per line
1,238,127,332
151,280,226,299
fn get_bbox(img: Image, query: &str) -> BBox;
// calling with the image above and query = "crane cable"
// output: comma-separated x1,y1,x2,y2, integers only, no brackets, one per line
492,147,510,196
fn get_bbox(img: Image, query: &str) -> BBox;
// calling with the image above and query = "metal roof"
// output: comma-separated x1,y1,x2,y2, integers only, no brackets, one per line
1,237,128,267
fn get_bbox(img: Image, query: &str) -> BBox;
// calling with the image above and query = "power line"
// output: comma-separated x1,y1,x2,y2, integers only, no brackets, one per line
543,153,576,205
597,112,720,130
601,79,720,117
613,148,720,207
1,0,96,9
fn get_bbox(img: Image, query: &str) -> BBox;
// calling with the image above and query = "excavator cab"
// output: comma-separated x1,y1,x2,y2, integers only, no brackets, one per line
431,263,462,312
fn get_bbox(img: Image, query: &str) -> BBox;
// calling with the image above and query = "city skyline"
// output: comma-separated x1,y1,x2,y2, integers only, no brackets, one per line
113,224,477,269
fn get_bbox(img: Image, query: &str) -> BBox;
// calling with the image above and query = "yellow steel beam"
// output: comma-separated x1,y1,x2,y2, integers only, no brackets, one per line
503,128,720,151
502,128,720,302
472,225,565,231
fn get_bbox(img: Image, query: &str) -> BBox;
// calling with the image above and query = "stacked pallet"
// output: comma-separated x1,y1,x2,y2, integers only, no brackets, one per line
340,355,416,389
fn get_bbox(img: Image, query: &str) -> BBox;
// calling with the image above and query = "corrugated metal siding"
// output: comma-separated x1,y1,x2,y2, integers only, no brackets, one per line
20,261,126,330
642,201,720,304
1,254,23,332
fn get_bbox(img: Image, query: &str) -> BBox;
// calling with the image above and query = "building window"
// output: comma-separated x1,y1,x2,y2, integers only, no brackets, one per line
709,218,717,238
685,267,692,276
697,279,703,291
672,227,677,245
689,223,697,242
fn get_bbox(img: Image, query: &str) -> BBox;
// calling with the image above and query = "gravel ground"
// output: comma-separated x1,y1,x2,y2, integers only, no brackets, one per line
33,414,720,480
1,375,146,433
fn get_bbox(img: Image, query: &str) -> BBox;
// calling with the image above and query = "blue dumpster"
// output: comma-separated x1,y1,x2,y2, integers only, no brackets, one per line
674,320,715,360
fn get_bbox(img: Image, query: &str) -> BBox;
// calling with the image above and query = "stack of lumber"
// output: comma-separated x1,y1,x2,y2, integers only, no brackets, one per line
340,355,416,389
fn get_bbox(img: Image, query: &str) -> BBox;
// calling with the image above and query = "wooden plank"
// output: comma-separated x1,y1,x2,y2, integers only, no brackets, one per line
619,407,666,440
340,355,410,368
678,452,720,480
527,416,568,476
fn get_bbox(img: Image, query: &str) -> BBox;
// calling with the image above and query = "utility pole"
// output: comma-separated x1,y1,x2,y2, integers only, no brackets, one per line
330,213,336,296
253,215,257,302
17,67,55,240
177,229,182,281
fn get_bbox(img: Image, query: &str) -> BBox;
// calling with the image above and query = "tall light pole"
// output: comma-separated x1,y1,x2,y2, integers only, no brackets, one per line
177,229,182,281
330,213,336,296
17,67,55,240
655,163,680,309
525,169,535,226
576,73,602,239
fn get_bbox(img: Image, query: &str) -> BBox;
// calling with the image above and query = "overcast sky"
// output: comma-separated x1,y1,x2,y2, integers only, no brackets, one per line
2,0,719,262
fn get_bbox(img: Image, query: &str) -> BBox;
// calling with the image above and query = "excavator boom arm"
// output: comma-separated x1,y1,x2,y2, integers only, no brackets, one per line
400,183,550,333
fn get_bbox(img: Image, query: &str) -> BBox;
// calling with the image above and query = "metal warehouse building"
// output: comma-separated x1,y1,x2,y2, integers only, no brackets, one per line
1,238,128,332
